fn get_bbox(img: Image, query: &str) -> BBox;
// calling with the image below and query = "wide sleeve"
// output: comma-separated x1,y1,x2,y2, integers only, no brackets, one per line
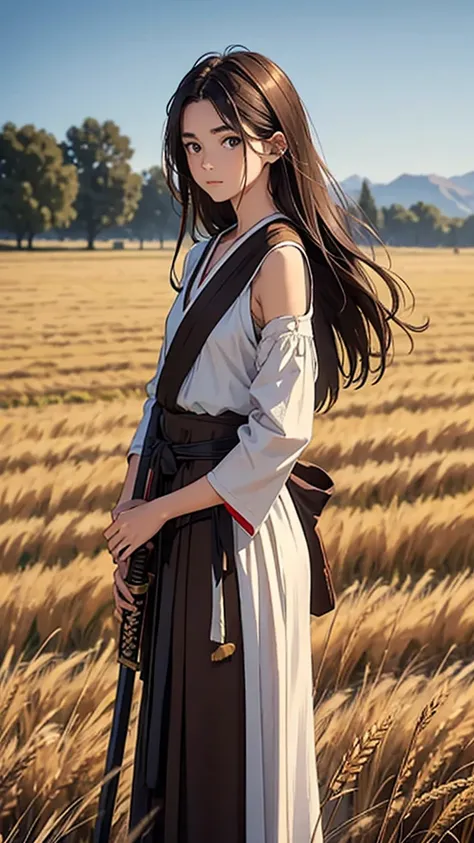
126,351,163,464
206,314,318,537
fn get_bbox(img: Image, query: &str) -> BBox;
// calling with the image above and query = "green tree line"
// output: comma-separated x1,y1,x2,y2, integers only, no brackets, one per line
0,119,174,250
0,120,472,249
355,178,472,248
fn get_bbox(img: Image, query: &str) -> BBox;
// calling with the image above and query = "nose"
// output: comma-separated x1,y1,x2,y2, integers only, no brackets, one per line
202,161,213,171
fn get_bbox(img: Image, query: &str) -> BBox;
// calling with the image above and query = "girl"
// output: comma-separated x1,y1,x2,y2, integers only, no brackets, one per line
103,46,428,843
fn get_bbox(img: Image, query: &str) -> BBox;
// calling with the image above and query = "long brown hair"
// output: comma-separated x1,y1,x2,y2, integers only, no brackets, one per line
163,45,429,412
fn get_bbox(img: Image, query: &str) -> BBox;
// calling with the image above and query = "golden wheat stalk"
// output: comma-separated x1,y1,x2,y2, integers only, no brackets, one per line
404,775,474,819
318,714,394,840
0,726,56,818
393,690,450,801
376,688,450,843
334,589,390,690
411,716,468,801
325,715,394,801
427,782,474,839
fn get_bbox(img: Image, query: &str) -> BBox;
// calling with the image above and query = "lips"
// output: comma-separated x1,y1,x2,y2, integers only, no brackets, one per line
206,180,222,184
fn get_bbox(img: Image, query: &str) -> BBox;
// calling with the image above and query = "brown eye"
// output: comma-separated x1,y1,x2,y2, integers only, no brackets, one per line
223,136,241,148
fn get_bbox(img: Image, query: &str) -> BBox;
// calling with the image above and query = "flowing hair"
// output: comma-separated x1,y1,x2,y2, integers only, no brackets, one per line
162,45,430,412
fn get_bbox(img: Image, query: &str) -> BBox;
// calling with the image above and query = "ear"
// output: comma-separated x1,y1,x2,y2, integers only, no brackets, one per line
266,130,288,162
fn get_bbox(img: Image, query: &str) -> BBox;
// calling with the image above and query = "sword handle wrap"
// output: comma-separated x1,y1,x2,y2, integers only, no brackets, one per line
117,544,151,670
116,405,163,671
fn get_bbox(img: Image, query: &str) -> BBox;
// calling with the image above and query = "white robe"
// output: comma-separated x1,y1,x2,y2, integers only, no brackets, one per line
127,211,324,843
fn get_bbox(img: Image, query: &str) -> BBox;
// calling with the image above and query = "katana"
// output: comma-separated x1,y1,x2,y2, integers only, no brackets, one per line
93,403,162,843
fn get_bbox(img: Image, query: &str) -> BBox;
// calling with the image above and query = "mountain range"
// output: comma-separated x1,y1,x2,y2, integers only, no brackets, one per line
339,171,474,219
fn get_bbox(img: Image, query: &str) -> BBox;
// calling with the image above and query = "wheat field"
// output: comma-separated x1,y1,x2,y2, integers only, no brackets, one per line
0,241,473,842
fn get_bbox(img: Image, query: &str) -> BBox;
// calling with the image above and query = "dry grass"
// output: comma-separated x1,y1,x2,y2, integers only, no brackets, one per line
0,244,473,841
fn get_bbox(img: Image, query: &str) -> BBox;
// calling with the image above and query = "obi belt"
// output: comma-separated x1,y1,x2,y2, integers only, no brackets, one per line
142,404,248,671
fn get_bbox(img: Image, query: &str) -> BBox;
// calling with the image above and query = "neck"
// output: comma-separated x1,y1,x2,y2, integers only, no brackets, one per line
228,177,280,240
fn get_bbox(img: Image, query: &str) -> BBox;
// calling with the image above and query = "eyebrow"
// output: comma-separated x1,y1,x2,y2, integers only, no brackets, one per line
181,124,236,140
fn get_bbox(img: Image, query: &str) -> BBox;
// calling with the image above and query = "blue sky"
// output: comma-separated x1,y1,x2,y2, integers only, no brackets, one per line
2,0,472,185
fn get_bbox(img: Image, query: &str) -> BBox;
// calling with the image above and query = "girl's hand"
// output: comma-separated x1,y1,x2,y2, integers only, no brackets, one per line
103,499,167,565
111,498,155,555
108,499,156,621
112,498,144,520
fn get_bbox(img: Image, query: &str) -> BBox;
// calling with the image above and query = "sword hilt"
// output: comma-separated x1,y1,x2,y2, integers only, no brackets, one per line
117,544,151,670
117,457,158,671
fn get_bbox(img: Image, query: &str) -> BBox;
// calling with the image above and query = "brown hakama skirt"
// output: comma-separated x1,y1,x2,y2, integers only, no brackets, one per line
128,407,247,842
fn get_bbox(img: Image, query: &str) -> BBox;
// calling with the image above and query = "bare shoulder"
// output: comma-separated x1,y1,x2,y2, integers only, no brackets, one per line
253,243,310,326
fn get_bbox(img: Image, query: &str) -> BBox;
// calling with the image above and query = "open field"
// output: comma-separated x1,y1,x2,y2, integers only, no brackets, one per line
0,244,473,841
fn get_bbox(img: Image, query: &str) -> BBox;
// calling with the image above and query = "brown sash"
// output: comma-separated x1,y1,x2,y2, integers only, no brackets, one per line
155,216,336,616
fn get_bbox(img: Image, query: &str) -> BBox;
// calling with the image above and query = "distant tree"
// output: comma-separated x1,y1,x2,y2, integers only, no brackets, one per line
358,178,381,233
442,216,464,248
381,204,418,246
408,202,444,247
129,167,173,248
60,118,142,249
0,122,78,249
459,214,474,248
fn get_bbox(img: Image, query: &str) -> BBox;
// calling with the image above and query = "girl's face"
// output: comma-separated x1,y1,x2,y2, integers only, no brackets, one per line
181,99,276,203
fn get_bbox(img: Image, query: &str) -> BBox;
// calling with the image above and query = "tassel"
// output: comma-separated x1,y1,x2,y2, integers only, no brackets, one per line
211,642,236,662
